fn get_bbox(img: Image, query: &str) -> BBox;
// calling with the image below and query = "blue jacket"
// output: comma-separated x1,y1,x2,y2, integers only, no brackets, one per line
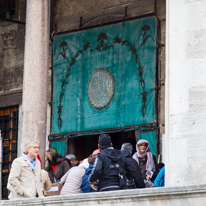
154,166,165,187
81,164,97,193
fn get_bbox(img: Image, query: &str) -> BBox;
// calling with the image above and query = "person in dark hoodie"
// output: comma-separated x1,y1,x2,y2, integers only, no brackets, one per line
121,143,145,189
89,134,136,192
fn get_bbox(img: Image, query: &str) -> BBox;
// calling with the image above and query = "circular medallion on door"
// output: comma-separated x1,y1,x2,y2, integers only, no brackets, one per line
87,69,115,109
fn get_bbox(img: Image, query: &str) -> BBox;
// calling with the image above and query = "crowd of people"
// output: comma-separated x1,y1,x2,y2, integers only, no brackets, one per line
7,134,165,200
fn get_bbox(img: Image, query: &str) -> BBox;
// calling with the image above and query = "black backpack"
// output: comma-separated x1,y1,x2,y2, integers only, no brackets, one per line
107,158,129,189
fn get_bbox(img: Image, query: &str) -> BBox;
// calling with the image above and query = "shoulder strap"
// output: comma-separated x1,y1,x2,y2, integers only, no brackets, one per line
100,153,121,176
108,158,121,176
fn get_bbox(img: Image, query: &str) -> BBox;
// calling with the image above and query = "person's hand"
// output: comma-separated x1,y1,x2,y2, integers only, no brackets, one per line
146,175,150,180
90,182,98,191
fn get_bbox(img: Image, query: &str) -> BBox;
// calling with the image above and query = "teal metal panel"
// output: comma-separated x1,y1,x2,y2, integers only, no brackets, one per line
138,131,156,156
51,141,65,157
52,16,157,135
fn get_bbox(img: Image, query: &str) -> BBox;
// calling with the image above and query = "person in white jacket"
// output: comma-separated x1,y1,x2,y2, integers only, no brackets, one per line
60,158,89,195
8,140,44,199
7,169,51,199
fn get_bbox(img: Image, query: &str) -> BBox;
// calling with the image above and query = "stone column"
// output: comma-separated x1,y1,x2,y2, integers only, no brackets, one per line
21,0,50,168
165,0,206,186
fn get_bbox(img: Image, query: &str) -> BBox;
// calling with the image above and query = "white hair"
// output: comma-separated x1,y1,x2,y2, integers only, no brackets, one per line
24,139,40,154
66,154,77,160
121,143,133,153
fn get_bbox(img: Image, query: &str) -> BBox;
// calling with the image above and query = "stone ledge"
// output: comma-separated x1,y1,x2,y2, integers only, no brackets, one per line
0,89,22,108
1,184,206,206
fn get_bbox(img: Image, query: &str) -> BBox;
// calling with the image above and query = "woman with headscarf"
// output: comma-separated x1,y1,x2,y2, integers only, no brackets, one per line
45,147,71,183
133,140,158,185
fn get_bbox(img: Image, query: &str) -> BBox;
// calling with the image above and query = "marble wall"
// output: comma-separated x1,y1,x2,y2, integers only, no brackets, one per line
165,0,206,186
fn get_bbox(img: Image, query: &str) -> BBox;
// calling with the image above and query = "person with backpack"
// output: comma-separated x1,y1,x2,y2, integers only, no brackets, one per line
89,134,136,192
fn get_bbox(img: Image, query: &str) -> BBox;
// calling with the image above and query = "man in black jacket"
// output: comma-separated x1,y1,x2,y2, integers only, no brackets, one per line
121,143,145,188
89,134,136,192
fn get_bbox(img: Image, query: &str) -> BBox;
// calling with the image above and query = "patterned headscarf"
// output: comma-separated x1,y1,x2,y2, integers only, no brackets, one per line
45,147,65,171
132,139,156,172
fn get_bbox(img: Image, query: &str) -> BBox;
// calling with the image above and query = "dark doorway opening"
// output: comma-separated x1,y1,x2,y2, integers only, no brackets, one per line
67,131,137,161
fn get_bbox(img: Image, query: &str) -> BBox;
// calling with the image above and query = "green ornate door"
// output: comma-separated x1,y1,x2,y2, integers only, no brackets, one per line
52,16,157,135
